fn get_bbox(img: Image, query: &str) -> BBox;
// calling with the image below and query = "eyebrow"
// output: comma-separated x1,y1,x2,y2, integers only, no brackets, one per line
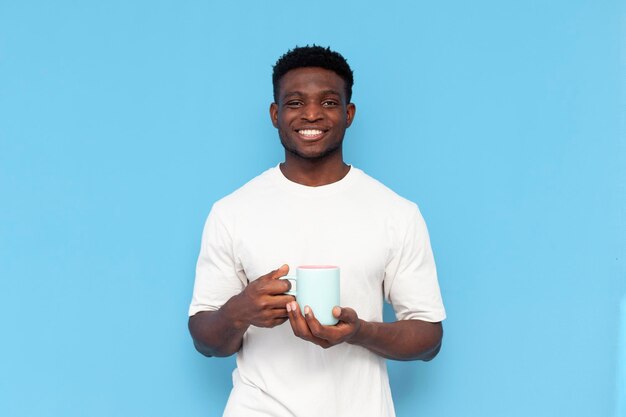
319,89,341,96
282,89,342,99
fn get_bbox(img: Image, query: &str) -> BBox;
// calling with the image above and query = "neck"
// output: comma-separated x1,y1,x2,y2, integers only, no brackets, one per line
280,151,350,186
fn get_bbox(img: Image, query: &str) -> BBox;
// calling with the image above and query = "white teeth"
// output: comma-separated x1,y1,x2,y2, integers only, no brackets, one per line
299,129,323,136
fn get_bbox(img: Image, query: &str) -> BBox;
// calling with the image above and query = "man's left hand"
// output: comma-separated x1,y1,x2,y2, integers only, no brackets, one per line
286,301,361,349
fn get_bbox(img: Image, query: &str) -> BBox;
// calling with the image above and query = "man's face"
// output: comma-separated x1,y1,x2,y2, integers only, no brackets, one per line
270,67,356,161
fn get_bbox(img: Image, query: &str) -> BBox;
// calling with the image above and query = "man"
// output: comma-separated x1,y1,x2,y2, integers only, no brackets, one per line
188,45,446,417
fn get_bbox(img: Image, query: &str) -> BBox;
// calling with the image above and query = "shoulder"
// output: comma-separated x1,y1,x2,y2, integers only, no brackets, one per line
351,167,420,217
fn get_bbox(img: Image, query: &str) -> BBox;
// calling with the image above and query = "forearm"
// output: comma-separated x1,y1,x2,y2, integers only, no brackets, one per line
188,296,249,357
348,319,443,361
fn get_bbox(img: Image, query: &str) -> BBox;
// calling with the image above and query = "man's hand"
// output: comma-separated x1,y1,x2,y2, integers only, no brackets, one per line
189,264,295,357
285,300,443,361
225,265,295,329
286,301,361,349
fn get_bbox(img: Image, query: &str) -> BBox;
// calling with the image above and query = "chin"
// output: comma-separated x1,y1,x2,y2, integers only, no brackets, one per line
281,139,342,161
287,147,340,161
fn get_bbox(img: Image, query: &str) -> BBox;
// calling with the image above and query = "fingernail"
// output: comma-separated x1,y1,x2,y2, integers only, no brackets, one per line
286,303,291,312
304,306,311,316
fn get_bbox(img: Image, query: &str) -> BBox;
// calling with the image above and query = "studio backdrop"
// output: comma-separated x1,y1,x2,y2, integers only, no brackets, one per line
1,1,624,416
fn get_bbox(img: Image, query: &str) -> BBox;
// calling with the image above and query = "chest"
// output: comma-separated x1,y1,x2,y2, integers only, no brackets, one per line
232,199,393,315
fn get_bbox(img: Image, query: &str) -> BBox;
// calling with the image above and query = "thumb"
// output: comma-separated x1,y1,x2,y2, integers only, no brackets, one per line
333,306,357,323
270,264,290,279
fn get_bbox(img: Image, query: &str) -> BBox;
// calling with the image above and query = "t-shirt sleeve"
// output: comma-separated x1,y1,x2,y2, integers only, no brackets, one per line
188,203,247,317
383,204,446,322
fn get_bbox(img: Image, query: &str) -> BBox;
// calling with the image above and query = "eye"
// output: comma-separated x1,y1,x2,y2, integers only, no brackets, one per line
322,100,338,107
285,100,303,108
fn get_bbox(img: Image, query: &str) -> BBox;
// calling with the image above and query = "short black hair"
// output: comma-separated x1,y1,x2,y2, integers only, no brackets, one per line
272,45,354,103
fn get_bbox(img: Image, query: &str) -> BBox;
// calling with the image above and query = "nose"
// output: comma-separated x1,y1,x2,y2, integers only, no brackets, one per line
301,102,323,122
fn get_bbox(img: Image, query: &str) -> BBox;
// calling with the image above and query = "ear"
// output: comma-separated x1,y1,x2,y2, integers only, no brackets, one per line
269,102,279,128
345,103,356,128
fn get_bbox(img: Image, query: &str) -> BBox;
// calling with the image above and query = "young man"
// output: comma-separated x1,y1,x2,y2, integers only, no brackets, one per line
188,46,446,417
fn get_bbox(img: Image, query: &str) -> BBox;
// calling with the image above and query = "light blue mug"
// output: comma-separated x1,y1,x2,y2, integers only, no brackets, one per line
281,265,340,326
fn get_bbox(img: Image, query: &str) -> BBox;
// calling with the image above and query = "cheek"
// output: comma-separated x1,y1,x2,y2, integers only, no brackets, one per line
277,113,291,128
277,120,289,133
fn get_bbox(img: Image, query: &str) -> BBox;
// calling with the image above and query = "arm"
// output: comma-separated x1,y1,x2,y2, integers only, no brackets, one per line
189,265,294,357
286,303,443,361
188,300,248,358
348,315,442,361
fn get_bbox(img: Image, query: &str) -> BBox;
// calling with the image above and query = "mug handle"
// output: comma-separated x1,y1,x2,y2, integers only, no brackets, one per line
279,276,297,296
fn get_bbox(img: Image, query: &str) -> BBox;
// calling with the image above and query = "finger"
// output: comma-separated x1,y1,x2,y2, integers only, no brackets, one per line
272,317,288,326
265,278,294,296
272,307,289,318
286,301,301,335
258,309,290,328
258,264,289,281
287,301,306,336
261,306,289,319
270,264,290,279
256,312,288,327
334,306,357,324
252,294,294,311
290,304,335,348
262,317,287,328
288,301,314,338
304,306,330,339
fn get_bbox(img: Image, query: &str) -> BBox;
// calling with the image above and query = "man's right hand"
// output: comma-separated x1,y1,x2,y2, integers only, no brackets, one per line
223,264,294,329
189,264,293,357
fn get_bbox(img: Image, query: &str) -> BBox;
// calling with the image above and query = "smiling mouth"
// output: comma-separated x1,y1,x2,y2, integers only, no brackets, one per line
296,129,326,140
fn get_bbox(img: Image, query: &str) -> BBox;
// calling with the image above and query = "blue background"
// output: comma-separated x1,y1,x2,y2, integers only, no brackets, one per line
1,1,624,416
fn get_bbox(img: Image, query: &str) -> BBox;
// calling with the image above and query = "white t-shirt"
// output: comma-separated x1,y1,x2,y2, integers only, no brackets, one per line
189,166,446,417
